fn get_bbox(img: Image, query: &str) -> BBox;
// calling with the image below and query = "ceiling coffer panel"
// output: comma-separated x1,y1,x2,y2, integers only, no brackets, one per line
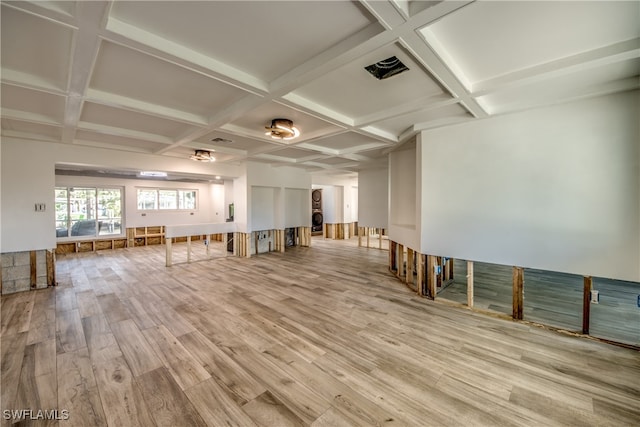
90,41,250,117
0,4,73,91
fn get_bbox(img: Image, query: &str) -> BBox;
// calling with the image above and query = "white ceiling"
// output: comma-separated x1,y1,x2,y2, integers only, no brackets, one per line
1,0,638,178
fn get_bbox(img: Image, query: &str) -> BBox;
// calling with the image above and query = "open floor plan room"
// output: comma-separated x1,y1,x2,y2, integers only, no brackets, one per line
1,238,639,426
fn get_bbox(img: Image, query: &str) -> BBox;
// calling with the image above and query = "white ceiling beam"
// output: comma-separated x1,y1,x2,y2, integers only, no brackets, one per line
472,38,640,97
85,89,208,126
61,1,111,144
359,0,407,30
484,76,640,117
77,122,175,145
269,22,392,95
154,94,266,155
1,69,67,96
1,108,61,127
0,129,60,143
355,93,458,126
357,0,487,119
104,18,268,95
280,94,354,127
0,1,76,28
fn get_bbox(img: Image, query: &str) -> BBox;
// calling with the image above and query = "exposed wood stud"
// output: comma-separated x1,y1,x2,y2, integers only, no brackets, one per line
416,253,424,296
30,251,37,289
427,255,437,300
406,248,414,287
512,266,524,320
583,276,593,334
396,244,404,280
467,261,474,308
46,250,56,286
389,240,397,273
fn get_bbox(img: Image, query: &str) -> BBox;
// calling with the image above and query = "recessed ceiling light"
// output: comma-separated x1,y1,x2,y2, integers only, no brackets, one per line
215,176,221,180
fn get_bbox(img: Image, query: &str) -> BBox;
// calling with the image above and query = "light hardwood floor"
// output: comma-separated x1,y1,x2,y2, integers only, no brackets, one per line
1,238,639,426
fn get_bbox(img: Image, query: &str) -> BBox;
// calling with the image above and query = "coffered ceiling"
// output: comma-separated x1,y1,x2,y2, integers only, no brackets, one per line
1,0,638,178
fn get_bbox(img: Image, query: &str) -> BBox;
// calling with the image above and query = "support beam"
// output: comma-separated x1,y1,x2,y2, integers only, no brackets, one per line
512,266,524,320
467,261,474,308
583,276,593,334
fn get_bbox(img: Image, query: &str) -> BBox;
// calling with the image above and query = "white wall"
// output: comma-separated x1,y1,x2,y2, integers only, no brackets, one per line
311,175,358,224
0,138,241,252
1,140,55,252
284,188,310,228
224,179,234,220
388,142,420,250
250,186,276,230
358,166,388,228
419,91,639,281
245,162,311,232
55,175,225,230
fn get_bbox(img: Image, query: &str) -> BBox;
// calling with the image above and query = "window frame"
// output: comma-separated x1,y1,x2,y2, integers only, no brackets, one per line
55,185,124,240
136,187,198,212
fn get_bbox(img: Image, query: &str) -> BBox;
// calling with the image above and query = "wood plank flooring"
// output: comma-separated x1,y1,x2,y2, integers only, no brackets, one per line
1,237,639,426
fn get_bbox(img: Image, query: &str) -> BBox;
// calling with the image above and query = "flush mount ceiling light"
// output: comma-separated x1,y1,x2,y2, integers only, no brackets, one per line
364,55,409,80
190,149,215,162
265,118,300,141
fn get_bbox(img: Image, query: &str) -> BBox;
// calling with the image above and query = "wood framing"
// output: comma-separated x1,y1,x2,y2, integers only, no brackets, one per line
512,266,524,320
46,250,56,286
467,261,474,308
583,276,593,334
427,255,437,299
406,248,414,287
396,244,404,280
389,240,397,273
30,250,37,289
416,253,424,296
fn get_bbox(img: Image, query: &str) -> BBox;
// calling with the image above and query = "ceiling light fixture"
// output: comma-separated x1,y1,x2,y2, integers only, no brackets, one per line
265,118,300,141
190,149,215,162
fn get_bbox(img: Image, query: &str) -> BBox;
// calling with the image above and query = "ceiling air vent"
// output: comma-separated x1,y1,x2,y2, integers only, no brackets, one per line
364,56,409,80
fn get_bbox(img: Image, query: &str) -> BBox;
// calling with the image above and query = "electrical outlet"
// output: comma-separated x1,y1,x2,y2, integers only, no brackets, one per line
34,203,46,212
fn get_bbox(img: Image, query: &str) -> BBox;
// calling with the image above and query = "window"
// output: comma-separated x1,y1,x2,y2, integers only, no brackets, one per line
55,187,123,238
137,188,197,211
